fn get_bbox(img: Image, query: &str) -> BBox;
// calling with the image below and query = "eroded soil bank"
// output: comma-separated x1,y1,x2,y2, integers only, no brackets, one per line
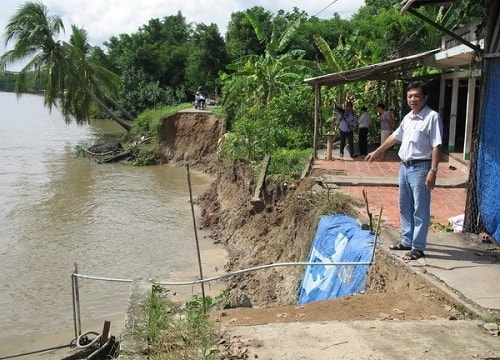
160,111,468,322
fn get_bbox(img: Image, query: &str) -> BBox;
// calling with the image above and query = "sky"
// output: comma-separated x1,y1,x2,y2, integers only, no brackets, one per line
1,0,365,70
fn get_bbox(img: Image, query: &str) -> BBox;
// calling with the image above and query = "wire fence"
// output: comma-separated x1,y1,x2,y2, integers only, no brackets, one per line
70,250,378,339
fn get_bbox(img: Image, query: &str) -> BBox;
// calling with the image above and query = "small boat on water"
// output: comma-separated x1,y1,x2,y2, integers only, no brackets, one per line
82,142,132,164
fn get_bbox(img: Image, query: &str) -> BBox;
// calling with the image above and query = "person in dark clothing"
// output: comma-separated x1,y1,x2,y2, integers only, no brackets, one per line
336,102,357,158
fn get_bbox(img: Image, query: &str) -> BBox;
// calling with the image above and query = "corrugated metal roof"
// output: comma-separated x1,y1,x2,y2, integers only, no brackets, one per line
304,49,440,87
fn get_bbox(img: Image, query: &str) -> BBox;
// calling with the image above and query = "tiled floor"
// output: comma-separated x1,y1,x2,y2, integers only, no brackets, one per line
313,147,469,232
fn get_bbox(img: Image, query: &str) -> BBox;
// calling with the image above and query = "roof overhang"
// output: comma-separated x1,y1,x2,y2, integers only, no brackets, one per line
304,49,439,87
401,0,461,12
432,39,484,67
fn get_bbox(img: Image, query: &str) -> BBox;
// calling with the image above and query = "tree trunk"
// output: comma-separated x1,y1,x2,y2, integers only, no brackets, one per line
66,65,133,132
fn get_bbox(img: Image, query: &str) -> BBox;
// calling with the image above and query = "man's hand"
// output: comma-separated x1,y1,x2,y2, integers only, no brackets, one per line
365,150,379,162
425,170,437,190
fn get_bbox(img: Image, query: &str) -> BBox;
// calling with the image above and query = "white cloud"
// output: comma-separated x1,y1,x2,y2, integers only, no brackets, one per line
1,0,365,69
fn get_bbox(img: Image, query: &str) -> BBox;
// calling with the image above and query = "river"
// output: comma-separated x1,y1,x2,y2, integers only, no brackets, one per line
0,92,225,358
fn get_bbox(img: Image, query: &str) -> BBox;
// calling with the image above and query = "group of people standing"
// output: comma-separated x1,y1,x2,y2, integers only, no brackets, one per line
335,101,394,158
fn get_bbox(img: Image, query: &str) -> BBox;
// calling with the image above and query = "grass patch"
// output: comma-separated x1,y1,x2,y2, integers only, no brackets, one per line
132,103,193,139
146,287,229,360
485,316,500,325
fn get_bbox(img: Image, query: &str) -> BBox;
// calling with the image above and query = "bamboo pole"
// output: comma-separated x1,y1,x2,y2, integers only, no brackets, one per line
186,164,206,312
73,263,82,336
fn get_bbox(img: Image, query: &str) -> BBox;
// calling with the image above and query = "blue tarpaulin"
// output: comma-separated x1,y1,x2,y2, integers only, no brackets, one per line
298,214,376,305
477,57,500,244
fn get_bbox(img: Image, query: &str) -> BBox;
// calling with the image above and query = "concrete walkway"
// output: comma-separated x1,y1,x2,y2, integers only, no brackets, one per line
229,319,499,360
313,146,469,229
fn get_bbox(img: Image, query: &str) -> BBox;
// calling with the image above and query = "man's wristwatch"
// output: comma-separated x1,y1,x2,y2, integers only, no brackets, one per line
430,167,438,173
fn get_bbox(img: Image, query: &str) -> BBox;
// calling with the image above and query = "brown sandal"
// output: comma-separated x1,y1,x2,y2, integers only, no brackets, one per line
389,243,411,251
403,250,424,261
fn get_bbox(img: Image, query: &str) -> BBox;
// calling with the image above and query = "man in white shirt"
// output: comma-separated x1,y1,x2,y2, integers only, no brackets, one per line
365,81,443,261
357,106,372,155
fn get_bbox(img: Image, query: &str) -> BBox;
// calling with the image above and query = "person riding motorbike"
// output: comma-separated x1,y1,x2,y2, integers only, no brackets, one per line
194,87,206,110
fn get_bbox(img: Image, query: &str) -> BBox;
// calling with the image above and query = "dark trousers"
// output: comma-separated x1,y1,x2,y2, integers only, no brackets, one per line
340,130,354,156
358,127,369,155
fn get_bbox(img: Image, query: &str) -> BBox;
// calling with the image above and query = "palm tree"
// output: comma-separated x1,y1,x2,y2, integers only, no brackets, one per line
0,1,133,131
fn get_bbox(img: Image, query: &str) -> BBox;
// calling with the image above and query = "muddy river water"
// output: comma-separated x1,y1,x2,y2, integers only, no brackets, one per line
0,92,224,358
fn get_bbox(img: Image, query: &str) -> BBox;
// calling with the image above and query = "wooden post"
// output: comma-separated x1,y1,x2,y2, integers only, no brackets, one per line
100,321,111,347
448,77,459,152
463,76,477,160
313,85,321,159
326,134,334,160
186,165,206,312
74,263,82,336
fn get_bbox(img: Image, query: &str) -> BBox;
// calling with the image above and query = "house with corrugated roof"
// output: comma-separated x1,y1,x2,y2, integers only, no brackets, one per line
305,0,499,244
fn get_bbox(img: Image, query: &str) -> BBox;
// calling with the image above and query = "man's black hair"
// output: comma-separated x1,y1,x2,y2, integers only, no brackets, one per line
407,81,428,96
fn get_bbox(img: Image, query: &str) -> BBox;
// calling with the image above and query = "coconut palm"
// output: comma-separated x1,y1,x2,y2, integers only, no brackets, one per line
64,25,135,130
0,1,133,131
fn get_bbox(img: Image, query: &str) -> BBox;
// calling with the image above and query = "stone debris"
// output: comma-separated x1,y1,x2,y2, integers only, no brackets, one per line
216,333,251,359
217,289,252,310
483,322,500,336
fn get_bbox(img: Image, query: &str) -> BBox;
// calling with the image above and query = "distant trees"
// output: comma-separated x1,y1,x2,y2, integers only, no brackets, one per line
101,12,228,116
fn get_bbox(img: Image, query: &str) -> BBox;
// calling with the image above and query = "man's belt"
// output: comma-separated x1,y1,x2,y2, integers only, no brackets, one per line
401,159,431,166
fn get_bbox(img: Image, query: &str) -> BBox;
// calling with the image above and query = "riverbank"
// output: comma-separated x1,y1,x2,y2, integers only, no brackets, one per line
162,110,473,315
131,109,500,359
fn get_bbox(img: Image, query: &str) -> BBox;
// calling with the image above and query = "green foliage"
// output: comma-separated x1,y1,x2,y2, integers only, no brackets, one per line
185,23,228,93
486,316,500,325
430,220,454,233
220,7,316,117
1,2,132,130
145,289,230,360
220,104,309,163
0,72,16,91
267,148,312,180
132,103,192,138
185,291,229,327
132,143,164,166
129,103,192,165
225,6,272,59
210,105,226,118
101,11,226,110
147,285,171,346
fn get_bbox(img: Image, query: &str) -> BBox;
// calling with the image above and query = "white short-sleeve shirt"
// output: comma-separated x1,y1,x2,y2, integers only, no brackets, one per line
392,105,443,162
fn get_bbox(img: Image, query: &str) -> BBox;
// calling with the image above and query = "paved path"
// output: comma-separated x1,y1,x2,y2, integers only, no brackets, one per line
312,147,469,230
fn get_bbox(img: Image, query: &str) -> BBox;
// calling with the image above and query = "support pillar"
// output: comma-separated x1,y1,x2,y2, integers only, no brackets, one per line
463,77,476,160
448,77,459,153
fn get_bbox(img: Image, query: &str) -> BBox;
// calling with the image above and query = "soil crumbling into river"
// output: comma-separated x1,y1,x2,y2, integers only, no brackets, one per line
159,110,467,322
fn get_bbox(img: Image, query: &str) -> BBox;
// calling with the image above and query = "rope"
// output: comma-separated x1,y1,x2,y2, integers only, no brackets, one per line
76,331,101,349
0,343,73,360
